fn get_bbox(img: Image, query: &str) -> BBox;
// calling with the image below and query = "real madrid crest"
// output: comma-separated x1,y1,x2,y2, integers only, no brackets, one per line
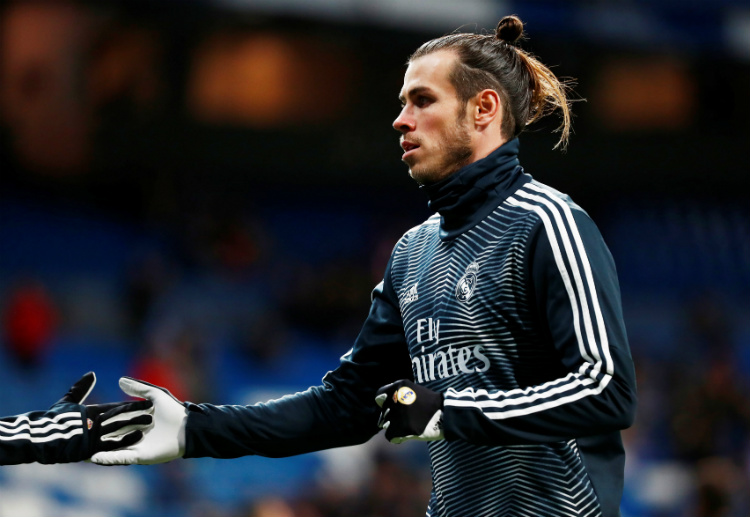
455,261,479,303
395,386,417,405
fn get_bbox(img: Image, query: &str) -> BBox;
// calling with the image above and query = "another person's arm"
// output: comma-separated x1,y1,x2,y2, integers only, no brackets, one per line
0,373,153,465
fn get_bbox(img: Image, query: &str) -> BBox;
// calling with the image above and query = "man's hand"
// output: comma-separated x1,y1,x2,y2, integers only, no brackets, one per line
375,380,444,444
53,372,154,461
90,377,188,465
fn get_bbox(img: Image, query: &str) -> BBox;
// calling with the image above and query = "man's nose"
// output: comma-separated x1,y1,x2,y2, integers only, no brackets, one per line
393,109,415,133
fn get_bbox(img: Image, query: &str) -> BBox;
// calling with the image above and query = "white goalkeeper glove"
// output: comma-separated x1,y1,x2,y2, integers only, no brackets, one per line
90,377,187,465
375,380,444,444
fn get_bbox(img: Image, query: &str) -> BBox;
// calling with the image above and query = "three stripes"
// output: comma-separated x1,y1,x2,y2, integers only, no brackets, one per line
0,412,83,443
445,181,614,420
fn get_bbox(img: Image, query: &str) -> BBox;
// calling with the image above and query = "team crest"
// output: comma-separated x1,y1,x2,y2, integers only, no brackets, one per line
395,386,417,405
455,261,479,303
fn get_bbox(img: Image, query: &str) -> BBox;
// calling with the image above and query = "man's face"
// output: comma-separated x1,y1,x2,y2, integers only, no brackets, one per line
393,50,474,185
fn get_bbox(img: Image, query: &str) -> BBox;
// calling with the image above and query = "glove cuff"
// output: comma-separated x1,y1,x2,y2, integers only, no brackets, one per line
423,409,444,441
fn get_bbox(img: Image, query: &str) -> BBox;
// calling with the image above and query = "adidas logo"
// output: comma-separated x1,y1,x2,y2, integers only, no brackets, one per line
403,282,419,304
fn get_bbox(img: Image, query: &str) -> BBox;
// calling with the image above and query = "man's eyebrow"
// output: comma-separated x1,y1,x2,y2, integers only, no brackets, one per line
399,86,434,104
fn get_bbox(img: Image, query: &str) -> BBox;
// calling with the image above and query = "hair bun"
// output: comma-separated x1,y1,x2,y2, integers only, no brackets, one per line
495,15,524,44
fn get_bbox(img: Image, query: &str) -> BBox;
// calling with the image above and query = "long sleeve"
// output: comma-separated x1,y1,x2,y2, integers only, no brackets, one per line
0,403,89,465
441,190,637,445
184,257,414,459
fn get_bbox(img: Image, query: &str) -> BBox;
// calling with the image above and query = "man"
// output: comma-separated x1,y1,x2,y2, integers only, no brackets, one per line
92,16,637,517
0,372,153,465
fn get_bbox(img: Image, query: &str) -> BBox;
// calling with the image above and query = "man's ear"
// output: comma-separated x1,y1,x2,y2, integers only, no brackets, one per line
473,89,502,129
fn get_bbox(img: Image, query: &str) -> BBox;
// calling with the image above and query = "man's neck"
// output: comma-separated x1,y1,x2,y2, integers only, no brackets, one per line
469,136,507,166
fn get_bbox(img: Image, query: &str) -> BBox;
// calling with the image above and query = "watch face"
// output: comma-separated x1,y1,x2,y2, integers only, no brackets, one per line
396,386,417,405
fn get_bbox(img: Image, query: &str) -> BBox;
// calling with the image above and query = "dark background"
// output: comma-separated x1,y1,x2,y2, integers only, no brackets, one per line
1,1,749,516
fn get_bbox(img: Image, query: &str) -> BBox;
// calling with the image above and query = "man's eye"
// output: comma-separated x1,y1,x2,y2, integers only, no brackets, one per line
416,96,432,107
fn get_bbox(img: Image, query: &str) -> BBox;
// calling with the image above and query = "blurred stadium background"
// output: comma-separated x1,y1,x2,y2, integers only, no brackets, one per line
1,0,749,516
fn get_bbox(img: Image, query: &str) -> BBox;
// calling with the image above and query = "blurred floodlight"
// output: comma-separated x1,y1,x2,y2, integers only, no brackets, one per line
725,8,750,61
216,0,501,32
187,32,357,126
592,57,696,131
0,3,93,174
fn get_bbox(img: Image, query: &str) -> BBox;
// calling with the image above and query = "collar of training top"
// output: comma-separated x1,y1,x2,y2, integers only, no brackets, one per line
422,138,531,241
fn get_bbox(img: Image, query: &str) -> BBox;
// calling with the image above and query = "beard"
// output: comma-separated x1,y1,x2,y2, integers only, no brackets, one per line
406,114,473,186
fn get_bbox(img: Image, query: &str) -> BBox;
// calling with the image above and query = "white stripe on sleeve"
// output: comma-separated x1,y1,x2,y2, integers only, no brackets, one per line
0,411,83,443
444,187,613,420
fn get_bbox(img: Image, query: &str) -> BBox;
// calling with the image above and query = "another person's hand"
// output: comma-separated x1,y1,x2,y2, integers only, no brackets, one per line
375,380,444,444
90,377,187,465
53,372,154,461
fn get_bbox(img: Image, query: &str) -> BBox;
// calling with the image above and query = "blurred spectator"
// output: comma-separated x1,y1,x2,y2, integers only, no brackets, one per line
281,261,373,344
180,206,272,279
236,452,431,517
247,497,296,517
124,249,176,337
299,454,431,517
213,216,265,276
1,277,58,369
693,456,749,517
670,358,750,463
236,305,289,364
129,319,212,402
669,296,750,464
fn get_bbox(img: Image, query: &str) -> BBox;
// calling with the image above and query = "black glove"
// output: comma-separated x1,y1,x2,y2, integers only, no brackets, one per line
375,380,444,444
54,372,154,461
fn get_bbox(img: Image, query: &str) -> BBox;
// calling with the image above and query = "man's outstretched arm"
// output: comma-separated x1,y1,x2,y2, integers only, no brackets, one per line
92,261,414,465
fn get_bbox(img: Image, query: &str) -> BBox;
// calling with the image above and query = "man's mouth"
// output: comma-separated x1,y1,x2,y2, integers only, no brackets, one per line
401,140,420,158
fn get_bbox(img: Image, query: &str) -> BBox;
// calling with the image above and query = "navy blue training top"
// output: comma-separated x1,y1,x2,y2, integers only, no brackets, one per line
184,139,637,517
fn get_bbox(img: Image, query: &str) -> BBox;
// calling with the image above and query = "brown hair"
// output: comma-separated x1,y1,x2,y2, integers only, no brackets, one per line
409,15,574,150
